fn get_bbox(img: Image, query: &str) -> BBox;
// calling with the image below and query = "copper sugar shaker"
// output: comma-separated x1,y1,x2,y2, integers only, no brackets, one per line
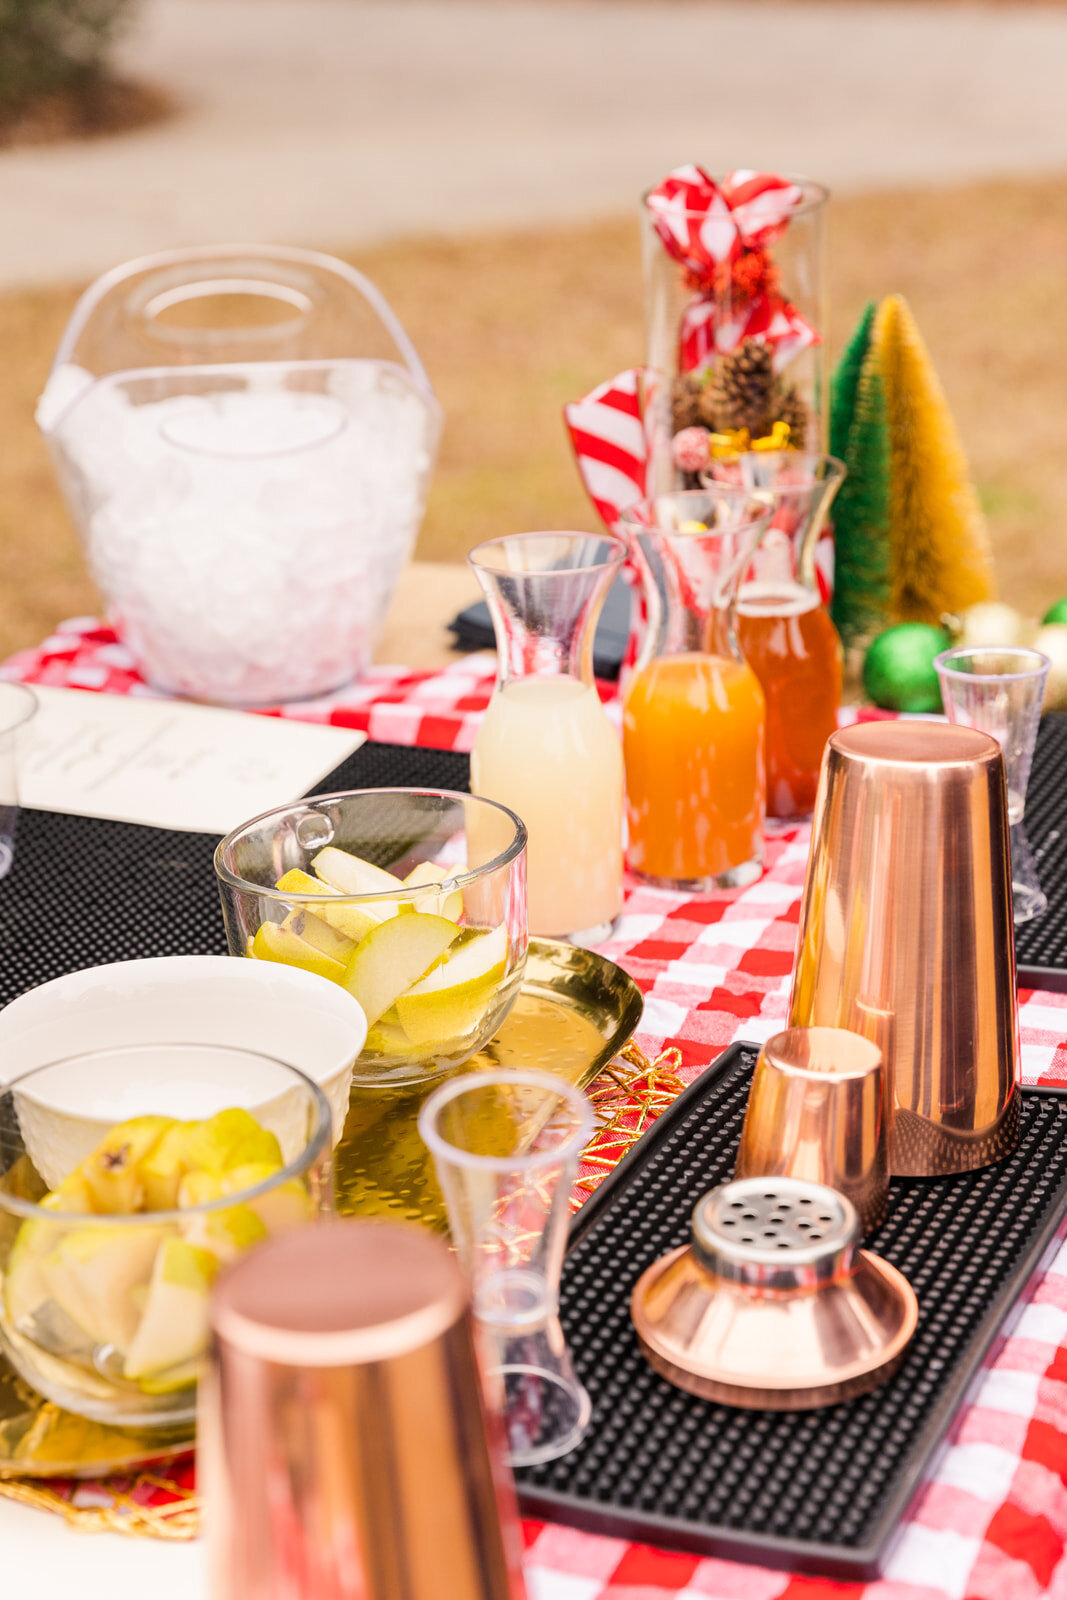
199,1218,526,1600
789,720,1020,1177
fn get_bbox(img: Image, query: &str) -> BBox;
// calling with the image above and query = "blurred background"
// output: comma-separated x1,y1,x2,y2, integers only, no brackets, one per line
1,0,1065,662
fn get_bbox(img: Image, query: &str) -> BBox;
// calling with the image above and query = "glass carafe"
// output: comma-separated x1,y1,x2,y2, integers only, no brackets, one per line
705,451,845,817
468,533,625,944
36,246,441,705
620,492,771,890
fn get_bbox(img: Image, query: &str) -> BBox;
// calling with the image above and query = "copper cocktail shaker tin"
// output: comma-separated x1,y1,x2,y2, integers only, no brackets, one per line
631,1177,917,1410
200,1218,526,1600
735,1026,888,1231
789,720,1020,1177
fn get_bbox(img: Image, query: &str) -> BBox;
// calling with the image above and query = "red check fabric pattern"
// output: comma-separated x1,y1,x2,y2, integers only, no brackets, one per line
6,617,1067,1598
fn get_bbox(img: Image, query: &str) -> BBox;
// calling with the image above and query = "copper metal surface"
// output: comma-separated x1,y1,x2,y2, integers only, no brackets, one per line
735,1026,888,1231
631,1178,918,1411
200,1219,526,1600
788,721,1020,1177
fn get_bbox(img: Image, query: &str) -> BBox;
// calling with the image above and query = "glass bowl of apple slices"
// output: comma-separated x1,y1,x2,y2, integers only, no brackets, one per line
215,789,529,1083
0,1045,331,1427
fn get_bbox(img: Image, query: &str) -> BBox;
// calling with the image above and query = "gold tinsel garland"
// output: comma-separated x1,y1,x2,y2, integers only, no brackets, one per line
0,1043,683,1539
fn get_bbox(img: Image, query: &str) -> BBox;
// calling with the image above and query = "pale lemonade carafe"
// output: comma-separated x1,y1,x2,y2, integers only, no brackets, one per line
468,533,626,942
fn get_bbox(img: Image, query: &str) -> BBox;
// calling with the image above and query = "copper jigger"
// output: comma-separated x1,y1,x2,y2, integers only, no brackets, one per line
735,1026,888,1231
789,720,1020,1177
631,1177,917,1410
199,1218,526,1600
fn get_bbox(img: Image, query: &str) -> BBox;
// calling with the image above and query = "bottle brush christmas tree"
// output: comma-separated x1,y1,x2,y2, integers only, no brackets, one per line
828,294,995,655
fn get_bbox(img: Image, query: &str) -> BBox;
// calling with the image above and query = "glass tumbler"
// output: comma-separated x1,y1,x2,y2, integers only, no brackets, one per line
419,1069,593,1467
0,683,37,880
0,1044,331,1428
935,645,1051,923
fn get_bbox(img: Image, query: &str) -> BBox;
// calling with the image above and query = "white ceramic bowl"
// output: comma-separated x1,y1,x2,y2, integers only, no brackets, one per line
0,957,366,1189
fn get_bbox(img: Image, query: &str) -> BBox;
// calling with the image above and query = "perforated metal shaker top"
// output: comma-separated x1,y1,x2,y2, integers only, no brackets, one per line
692,1176,860,1291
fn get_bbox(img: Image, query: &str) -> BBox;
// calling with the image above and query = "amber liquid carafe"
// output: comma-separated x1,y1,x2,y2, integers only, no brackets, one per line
706,452,845,818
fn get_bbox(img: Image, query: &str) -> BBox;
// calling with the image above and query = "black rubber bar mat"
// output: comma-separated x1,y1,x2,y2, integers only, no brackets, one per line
515,1043,1067,1579
0,741,471,1011
1015,712,1067,991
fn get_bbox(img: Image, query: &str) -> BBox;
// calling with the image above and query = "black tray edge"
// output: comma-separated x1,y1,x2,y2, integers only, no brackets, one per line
515,1044,1067,1581
1017,963,1067,995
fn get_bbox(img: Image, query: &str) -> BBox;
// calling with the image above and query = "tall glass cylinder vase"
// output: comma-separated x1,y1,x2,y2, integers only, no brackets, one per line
619,492,771,890
468,533,626,945
643,169,828,494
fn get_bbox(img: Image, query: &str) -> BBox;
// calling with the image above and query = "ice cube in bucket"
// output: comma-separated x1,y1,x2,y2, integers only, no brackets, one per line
37,247,441,705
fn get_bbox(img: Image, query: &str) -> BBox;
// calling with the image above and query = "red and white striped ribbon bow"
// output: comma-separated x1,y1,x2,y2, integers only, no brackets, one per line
646,165,819,373
563,369,835,625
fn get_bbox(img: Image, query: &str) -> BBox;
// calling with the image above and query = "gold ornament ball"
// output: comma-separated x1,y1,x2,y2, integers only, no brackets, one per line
959,601,1026,648
1032,624,1067,710
863,623,952,712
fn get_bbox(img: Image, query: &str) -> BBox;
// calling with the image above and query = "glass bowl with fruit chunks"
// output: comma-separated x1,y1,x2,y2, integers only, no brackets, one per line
215,789,529,1082
0,1045,331,1427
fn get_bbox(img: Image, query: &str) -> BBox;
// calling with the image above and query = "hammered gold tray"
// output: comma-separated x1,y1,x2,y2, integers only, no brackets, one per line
335,938,644,1227
0,939,642,1479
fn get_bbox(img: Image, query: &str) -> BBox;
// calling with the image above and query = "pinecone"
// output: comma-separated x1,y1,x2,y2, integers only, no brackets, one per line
773,383,811,447
706,338,776,435
671,372,704,433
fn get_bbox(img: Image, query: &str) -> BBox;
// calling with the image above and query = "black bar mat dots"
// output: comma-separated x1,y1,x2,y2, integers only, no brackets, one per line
514,1044,1067,1579
1015,712,1067,991
0,741,471,1010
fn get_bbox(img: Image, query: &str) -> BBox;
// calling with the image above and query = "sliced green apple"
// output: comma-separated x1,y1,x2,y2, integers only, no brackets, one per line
342,911,460,1027
403,862,463,921
39,1224,165,1353
282,907,355,965
311,846,410,923
251,919,347,984
124,1238,218,1381
275,868,380,942
394,925,508,1045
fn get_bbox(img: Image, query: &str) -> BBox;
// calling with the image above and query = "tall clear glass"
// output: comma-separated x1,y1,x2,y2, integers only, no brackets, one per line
935,646,1051,923
419,1068,593,1468
619,492,771,889
0,683,37,880
469,533,626,944
705,451,845,817
643,173,828,492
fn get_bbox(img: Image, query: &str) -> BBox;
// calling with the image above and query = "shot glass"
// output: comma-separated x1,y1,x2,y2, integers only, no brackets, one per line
419,1069,593,1467
735,1026,889,1232
935,646,1051,922
0,682,37,880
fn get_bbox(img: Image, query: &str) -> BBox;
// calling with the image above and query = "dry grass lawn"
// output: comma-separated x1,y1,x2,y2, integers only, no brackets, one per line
3,172,1066,661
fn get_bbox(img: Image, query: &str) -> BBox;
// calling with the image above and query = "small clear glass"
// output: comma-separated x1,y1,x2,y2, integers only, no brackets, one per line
935,646,1051,923
419,1068,593,1467
0,682,37,881
0,1044,331,1428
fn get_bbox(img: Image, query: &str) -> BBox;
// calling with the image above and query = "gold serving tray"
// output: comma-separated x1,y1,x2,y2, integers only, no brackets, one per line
0,939,642,1479
335,937,644,1227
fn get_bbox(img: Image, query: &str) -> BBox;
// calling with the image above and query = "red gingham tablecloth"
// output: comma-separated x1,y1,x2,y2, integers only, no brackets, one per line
6,619,1067,1600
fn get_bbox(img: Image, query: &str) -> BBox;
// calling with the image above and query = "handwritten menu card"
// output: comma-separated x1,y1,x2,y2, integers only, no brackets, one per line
17,686,367,835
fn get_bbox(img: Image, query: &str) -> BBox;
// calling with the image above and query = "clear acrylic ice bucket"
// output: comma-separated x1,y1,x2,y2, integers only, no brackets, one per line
37,247,441,705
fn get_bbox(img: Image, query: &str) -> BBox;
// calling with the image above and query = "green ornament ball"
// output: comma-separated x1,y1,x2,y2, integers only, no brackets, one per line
1042,597,1067,627
863,623,952,712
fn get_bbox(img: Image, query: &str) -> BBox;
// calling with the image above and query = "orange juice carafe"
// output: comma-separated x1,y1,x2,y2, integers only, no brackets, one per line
706,452,846,818
620,492,772,891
